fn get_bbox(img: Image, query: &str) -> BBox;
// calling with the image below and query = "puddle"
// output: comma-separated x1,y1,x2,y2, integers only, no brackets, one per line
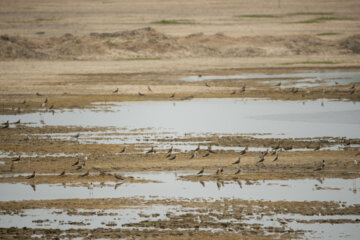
0,172,359,204
181,71,360,88
1,99,359,138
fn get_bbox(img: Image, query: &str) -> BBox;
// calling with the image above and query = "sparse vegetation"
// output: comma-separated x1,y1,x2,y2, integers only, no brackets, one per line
291,17,351,24
281,61,338,65
317,32,339,36
288,12,333,16
235,14,278,18
151,19,195,24
114,57,161,61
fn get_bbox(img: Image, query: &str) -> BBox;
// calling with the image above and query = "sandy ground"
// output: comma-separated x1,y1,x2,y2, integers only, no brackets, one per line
1,0,360,239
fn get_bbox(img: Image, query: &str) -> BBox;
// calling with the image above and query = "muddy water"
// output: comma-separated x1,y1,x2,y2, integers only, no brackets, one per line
181,71,360,88
1,172,359,204
1,99,359,138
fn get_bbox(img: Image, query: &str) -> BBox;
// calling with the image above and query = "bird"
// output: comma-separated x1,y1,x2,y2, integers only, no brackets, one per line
170,93,175,98
59,170,65,176
26,171,35,179
30,184,36,191
240,146,248,155
350,89,356,95
12,155,21,162
146,147,155,154
114,174,124,180
48,104,54,110
113,88,119,93
202,152,210,157
313,145,320,151
283,145,293,151
44,97,48,104
167,146,173,154
194,144,200,152
241,84,246,93
350,84,355,90
72,159,80,166
14,119,21,124
119,146,126,153
138,92,145,96
114,183,123,189
271,150,277,156
169,155,176,160
166,153,172,158
199,181,205,187
272,154,278,162
147,86,152,92
216,181,221,190
36,92,42,96
257,156,265,165
232,157,241,165
22,100,26,104
208,146,216,154
197,168,205,175
355,152,360,156
205,82,210,87
75,163,84,170
231,90,236,95
80,171,89,177
216,168,221,175
189,152,196,159
314,160,325,171
275,82,281,87
234,168,241,174
73,133,80,139
2,121,9,129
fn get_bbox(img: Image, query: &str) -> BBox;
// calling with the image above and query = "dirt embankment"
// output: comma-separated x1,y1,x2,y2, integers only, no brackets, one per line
1,27,360,60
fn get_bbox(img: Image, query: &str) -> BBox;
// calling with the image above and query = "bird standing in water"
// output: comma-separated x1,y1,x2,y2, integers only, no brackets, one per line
197,168,205,175
26,171,35,179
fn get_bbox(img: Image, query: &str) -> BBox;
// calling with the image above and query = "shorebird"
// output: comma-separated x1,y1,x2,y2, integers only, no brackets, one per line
256,156,265,165
146,147,155,154
48,104,54,110
72,159,80,166
167,146,173,154
314,160,325,171
2,121,9,129
313,145,320,151
73,133,80,139
208,146,216,154
232,157,241,165
217,181,221,190
138,92,145,96
80,171,89,177
350,84,355,90
272,154,279,162
194,144,200,152
147,86,152,92
241,84,246,93
275,82,281,87
12,155,21,162
216,168,223,175
202,152,210,157
283,145,293,151
199,181,205,187
114,183,123,189
189,151,196,159
350,89,356,94
119,146,126,153
26,171,35,179
271,150,277,156
44,98,48,104
114,174,124,180
22,100,26,104
14,119,21,124
240,146,248,155
170,93,175,98
30,184,36,191
197,168,205,175
205,82,210,87
75,163,85,170
169,155,176,160
59,170,65,176
166,153,172,158
231,90,236,95
36,92,42,96
234,168,241,174
113,88,119,93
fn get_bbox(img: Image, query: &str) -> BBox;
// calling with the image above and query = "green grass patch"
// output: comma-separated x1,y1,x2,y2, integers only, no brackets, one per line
288,12,333,16
281,61,338,65
114,57,161,61
316,32,339,36
151,19,195,24
234,14,278,18
291,17,350,24
34,18,56,22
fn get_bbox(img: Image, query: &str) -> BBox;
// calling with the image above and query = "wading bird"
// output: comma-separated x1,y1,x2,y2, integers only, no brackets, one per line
189,152,196,159
169,155,176,160
202,152,210,158
167,146,173,154
59,170,65,176
208,146,216,154
119,146,126,153
26,171,35,179
114,174,124,180
146,147,155,154
197,168,205,175
272,154,279,162
147,86,152,92
12,155,21,162
138,92,145,96
232,157,241,165
113,88,119,93
240,146,248,155
80,171,89,177
314,160,325,171
170,93,175,98
194,144,200,152
235,168,241,174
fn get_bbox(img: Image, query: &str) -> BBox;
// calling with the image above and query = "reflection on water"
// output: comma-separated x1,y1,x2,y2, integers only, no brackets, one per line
0,99,359,138
0,172,359,204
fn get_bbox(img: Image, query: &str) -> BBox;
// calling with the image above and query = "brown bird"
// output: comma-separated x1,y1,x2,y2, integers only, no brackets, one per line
72,159,80,166
271,150,277,156
167,146,173,154
350,84,355,90
12,155,21,162
313,145,320,151
146,147,155,154
166,153,172,158
44,97,48,104
147,86,152,92
80,171,89,177
73,133,80,139
59,170,65,176
257,156,265,165
114,174,124,180
14,119,21,124
272,154,279,162
170,93,175,98
283,145,293,151
2,121,9,129
26,171,35,179
194,144,200,152
231,90,236,95
205,82,210,87
197,168,205,175
113,88,119,93
241,84,246,93
36,92,42,96
314,160,325,171
119,146,126,153
240,146,248,155
275,82,281,87
48,104,54,110
22,100,26,104
138,92,145,96
216,181,221,190
202,152,210,157
232,157,241,165
189,152,196,159
169,155,176,160
199,181,205,187
234,168,241,174
114,183,123,189
216,168,221,175
75,163,85,170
